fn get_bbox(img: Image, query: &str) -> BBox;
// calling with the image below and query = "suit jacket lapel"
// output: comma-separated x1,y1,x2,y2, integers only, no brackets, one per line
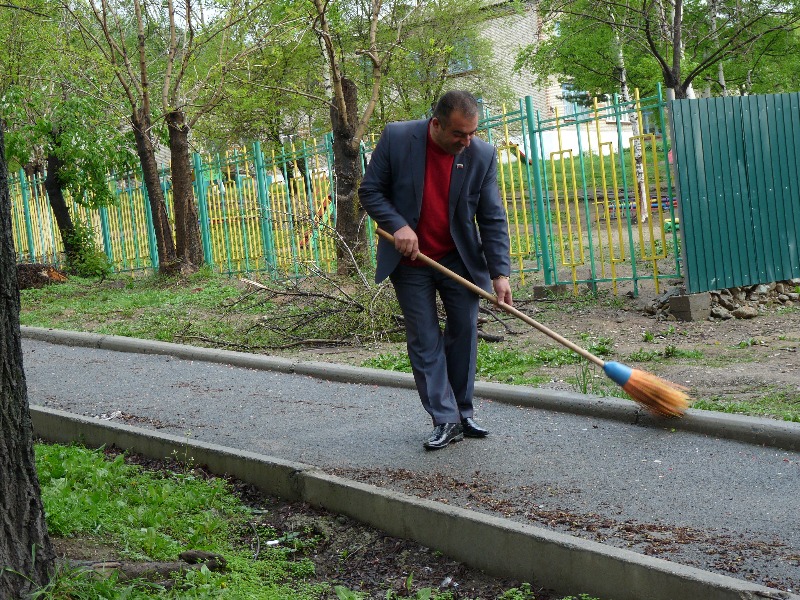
411,121,428,216
449,148,469,219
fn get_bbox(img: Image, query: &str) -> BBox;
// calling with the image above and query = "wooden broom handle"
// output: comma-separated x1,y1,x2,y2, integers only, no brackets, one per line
376,228,605,368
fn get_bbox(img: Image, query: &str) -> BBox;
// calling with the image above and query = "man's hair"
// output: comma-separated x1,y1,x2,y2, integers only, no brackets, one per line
432,90,479,126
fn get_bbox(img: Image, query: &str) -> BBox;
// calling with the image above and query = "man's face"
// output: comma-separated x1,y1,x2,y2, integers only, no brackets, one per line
430,110,479,156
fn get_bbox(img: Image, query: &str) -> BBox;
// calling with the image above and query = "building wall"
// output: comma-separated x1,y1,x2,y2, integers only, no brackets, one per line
479,1,551,115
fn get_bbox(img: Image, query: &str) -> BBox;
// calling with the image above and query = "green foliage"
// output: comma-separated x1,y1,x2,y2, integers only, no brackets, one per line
34,443,331,599
498,582,536,599
335,586,365,599
662,345,702,359
735,338,764,349
629,345,703,362
364,352,412,372
514,0,660,97
2,86,136,205
36,444,241,559
20,272,245,340
516,0,800,99
29,564,158,599
64,220,112,279
375,0,513,127
573,360,594,395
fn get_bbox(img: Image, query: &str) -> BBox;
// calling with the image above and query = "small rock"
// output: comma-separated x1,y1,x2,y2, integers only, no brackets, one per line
710,306,732,320
732,306,759,319
718,295,738,311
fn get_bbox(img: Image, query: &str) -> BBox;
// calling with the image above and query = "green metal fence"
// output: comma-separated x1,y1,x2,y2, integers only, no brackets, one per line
670,92,800,293
9,90,683,294
477,85,682,295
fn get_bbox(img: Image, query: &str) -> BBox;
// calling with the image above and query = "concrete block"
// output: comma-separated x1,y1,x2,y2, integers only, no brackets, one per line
669,293,711,321
532,284,569,299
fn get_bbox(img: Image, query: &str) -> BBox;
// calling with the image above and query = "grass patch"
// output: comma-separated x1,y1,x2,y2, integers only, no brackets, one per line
20,271,245,342
776,304,800,315
628,345,703,362
19,270,401,350
692,388,800,422
33,444,591,600
363,339,611,386
734,338,765,349
34,443,328,599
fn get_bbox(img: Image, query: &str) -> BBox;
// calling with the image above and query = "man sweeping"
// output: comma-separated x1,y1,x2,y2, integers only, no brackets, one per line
359,90,513,450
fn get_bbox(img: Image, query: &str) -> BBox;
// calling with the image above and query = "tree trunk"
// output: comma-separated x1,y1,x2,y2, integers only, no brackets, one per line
131,107,180,274
330,77,367,275
44,148,80,266
0,122,56,598
614,34,648,224
165,109,203,271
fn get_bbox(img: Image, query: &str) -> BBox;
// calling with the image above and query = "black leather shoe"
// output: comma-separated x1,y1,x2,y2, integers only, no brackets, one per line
461,417,489,438
424,423,464,450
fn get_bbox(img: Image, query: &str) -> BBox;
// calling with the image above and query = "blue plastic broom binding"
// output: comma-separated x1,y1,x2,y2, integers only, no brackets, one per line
603,361,633,387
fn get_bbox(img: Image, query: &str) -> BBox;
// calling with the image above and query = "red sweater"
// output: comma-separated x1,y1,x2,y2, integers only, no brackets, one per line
403,125,456,264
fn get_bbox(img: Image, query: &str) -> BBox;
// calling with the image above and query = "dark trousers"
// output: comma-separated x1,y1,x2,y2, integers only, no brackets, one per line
389,252,480,425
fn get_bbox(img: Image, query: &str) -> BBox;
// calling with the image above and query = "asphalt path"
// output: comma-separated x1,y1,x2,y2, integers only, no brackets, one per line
22,337,800,594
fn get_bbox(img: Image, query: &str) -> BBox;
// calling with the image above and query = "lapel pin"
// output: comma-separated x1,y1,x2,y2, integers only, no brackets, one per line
456,163,464,169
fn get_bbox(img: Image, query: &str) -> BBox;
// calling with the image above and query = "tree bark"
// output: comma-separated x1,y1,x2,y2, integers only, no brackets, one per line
43,147,79,267
0,122,56,597
131,107,180,274
165,109,203,271
330,77,367,275
613,31,648,223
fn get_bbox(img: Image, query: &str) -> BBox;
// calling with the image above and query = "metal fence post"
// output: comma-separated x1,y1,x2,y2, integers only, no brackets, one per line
192,153,213,266
657,83,682,278
613,93,638,296
18,169,37,262
98,204,113,262
252,141,276,273
524,97,553,285
139,166,159,271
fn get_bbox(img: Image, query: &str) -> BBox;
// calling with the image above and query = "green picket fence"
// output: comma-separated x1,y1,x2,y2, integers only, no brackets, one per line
10,90,684,294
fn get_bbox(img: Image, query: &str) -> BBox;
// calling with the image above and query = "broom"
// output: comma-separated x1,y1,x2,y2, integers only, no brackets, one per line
376,228,690,417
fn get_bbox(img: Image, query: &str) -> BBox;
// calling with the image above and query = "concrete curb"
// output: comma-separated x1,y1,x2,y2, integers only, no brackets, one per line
30,406,797,600
22,326,800,452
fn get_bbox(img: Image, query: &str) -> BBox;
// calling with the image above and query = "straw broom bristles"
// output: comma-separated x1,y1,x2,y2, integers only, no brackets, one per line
603,361,690,417
375,228,692,418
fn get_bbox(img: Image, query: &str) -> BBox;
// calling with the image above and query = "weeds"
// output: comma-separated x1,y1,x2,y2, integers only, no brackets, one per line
32,444,583,600
629,346,703,362
33,443,330,599
735,338,764,348
19,270,402,351
692,388,800,422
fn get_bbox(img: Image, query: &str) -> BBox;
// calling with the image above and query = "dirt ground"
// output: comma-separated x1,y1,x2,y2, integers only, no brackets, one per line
52,453,543,600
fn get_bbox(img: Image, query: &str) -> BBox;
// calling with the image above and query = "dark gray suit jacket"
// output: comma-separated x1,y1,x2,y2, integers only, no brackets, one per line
359,118,511,292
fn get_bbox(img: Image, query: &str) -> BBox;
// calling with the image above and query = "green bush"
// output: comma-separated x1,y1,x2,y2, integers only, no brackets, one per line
64,220,112,279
